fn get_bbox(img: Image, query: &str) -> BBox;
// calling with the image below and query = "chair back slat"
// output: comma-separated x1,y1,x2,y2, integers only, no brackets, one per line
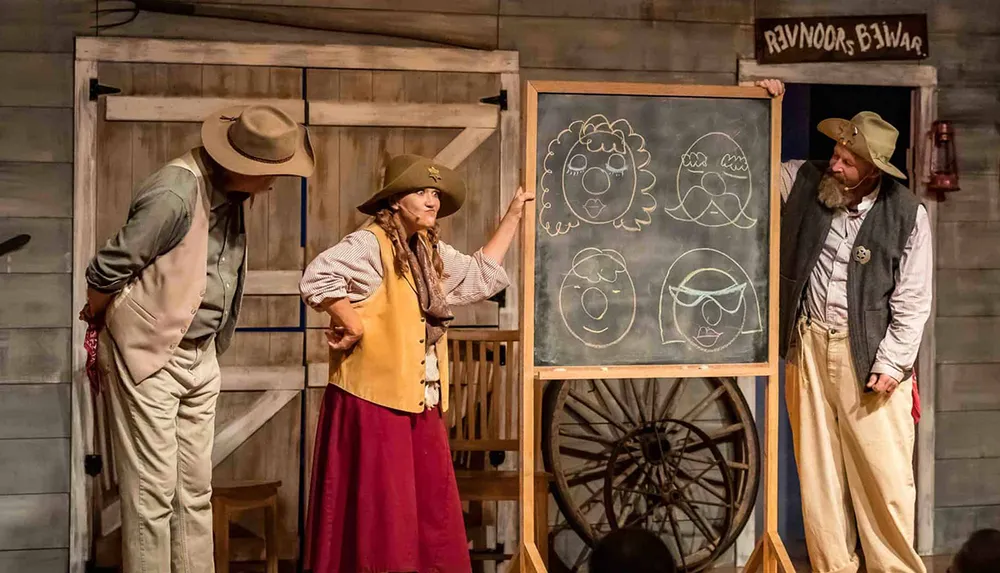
445,329,520,453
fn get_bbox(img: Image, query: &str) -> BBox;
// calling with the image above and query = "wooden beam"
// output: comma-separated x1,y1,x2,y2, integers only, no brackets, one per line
309,101,498,128
914,84,938,557
70,57,98,573
498,71,521,333
738,58,937,87
75,37,519,73
534,363,772,380
105,96,306,123
220,367,305,391
212,390,298,466
434,127,495,169
244,270,301,296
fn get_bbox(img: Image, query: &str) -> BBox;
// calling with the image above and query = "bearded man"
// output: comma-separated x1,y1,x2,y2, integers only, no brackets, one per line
757,79,932,573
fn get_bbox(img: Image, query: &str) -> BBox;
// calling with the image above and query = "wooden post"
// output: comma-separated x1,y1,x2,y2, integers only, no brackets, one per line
71,57,99,573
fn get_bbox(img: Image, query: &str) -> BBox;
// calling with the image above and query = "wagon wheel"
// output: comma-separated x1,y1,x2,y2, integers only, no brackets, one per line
541,377,760,572
603,419,734,569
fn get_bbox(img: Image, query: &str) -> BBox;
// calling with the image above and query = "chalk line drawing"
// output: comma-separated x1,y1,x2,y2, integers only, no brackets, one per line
559,248,636,349
539,114,657,236
658,248,763,353
664,132,757,229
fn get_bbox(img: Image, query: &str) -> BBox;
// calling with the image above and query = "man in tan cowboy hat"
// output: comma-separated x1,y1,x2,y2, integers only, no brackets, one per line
757,80,932,573
81,104,314,573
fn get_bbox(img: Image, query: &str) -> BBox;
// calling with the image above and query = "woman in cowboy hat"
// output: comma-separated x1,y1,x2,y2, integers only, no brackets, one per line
299,154,533,573
757,79,932,573
82,104,314,573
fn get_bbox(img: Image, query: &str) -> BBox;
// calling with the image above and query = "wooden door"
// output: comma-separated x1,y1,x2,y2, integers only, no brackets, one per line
76,37,520,569
92,60,307,562
301,67,510,526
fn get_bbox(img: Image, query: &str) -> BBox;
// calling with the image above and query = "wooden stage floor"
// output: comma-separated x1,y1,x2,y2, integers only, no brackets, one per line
712,555,952,572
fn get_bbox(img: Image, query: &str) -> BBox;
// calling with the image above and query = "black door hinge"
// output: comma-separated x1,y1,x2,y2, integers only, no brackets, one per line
480,90,508,111
90,78,121,101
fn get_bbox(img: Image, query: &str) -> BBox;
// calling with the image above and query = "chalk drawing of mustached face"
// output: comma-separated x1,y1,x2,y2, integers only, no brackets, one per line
665,132,757,229
539,115,656,236
659,249,763,353
559,248,636,349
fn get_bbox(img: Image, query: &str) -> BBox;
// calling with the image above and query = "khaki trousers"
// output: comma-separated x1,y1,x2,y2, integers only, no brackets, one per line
100,329,221,573
785,316,924,573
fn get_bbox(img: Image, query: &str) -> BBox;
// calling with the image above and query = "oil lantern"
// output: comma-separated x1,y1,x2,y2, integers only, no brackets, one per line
928,120,960,201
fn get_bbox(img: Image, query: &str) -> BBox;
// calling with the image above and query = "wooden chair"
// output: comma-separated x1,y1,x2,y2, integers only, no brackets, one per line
211,480,281,573
446,329,549,568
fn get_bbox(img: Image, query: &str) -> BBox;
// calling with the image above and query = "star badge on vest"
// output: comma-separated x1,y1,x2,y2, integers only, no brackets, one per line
427,166,442,182
854,245,872,265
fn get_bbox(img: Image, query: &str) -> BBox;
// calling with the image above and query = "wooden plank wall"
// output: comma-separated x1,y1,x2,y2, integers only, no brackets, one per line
8,0,999,564
0,3,76,570
759,0,1000,555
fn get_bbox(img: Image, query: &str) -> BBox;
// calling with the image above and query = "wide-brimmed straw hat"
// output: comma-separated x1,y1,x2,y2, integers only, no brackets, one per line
357,154,466,218
202,104,315,178
818,111,906,180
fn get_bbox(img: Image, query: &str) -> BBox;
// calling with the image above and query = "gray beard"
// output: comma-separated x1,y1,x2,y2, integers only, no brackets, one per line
817,174,853,209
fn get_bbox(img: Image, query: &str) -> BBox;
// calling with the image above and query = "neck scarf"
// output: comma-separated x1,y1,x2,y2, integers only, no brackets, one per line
390,214,453,349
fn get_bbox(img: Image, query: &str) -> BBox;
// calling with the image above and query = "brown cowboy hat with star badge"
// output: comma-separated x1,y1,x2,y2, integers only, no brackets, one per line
818,111,907,180
202,104,315,178
358,154,466,218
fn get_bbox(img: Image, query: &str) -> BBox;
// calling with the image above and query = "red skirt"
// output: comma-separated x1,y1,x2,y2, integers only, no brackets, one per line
304,384,472,573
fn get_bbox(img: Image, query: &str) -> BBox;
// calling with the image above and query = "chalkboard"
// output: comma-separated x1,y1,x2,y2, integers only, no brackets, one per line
526,84,776,369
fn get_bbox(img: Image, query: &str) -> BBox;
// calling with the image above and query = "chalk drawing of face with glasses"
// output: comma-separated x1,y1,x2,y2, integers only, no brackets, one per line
659,249,762,352
664,132,757,229
539,115,656,236
559,248,636,349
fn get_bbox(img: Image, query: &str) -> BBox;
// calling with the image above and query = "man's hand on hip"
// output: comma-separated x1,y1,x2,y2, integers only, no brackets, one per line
867,373,900,395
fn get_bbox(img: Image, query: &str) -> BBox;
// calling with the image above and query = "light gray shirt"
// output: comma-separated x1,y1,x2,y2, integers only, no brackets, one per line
85,148,247,341
780,160,933,381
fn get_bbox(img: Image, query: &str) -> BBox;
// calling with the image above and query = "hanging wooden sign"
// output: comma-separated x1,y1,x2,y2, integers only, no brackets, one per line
755,14,929,64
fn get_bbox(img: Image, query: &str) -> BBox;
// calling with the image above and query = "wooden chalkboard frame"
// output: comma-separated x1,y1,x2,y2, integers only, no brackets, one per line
517,81,791,573
521,81,781,380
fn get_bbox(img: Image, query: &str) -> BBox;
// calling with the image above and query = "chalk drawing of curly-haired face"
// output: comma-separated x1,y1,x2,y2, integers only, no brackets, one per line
659,249,762,353
539,115,656,236
665,132,757,229
559,248,636,348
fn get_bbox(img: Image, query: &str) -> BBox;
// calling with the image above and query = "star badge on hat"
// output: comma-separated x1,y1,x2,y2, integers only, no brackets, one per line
854,245,872,265
427,166,442,182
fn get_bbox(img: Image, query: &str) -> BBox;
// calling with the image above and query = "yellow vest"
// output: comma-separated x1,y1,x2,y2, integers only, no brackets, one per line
327,224,450,414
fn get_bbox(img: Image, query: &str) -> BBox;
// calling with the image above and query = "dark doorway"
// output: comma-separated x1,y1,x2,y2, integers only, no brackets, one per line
765,82,914,562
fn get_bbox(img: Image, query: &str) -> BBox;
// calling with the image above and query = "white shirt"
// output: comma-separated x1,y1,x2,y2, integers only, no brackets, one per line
780,160,933,381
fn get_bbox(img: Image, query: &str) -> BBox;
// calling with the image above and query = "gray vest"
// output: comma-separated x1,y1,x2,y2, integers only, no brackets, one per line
778,161,920,386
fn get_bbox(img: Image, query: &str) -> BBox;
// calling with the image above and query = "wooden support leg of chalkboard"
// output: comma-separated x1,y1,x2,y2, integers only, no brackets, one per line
743,371,794,572
514,544,545,573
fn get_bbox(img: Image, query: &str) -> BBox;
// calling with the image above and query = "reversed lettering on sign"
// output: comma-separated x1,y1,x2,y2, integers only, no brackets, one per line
755,14,928,64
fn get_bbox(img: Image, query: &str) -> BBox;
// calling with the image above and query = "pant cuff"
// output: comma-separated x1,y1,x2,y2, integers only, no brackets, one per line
814,554,860,573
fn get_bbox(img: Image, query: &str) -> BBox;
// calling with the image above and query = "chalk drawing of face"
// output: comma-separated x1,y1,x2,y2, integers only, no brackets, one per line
665,132,757,229
659,249,762,353
559,248,636,349
539,115,656,236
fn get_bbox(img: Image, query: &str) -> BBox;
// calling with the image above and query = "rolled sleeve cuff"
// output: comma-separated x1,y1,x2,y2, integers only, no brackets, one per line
870,361,906,382
474,248,511,295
